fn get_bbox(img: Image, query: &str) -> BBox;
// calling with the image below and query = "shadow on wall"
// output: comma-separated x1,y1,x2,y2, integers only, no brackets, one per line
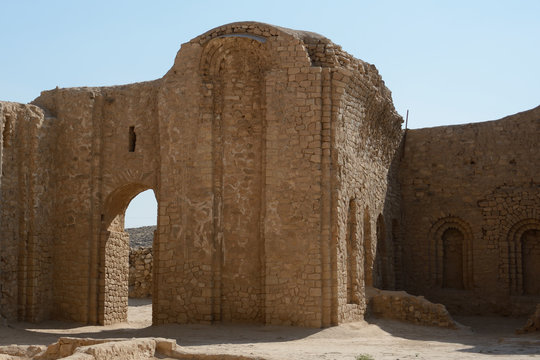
370,133,405,292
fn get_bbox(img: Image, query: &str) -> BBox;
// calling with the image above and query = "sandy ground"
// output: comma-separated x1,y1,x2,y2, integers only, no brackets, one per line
1,298,539,359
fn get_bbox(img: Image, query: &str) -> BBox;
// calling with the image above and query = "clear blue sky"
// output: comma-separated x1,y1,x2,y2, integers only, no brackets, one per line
2,1,539,227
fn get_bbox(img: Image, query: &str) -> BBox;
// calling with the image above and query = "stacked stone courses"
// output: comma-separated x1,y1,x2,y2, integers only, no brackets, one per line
0,22,538,328
399,107,540,316
129,247,153,298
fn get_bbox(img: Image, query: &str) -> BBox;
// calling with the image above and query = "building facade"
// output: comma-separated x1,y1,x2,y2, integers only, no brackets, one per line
0,22,538,327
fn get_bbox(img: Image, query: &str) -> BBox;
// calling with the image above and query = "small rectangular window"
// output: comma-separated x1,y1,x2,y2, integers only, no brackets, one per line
129,126,136,152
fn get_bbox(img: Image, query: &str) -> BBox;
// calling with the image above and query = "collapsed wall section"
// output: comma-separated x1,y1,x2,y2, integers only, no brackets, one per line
399,106,540,315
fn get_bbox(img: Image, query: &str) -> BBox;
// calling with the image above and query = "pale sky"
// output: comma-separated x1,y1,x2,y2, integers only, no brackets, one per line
2,0,538,227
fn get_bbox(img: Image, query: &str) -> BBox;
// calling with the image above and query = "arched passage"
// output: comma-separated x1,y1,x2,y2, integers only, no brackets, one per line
98,183,158,325
125,189,157,325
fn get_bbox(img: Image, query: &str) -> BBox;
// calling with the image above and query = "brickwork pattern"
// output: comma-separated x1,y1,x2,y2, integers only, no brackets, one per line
2,22,538,328
129,247,153,298
400,108,540,315
0,102,54,323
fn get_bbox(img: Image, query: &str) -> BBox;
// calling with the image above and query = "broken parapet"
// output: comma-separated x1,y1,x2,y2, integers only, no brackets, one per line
367,288,458,329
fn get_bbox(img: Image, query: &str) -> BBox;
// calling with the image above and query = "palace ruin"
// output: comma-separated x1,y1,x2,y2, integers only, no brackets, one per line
1,22,538,327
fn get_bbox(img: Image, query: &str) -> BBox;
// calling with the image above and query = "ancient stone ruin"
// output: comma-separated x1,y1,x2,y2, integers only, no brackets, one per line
0,22,538,328
129,247,153,298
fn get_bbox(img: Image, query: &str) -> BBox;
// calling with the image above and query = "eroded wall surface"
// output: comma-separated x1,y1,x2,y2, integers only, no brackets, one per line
7,21,535,327
399,107,540,315
330,61,403,323
156,23,333,327
32,81,161,323
0,102,55,322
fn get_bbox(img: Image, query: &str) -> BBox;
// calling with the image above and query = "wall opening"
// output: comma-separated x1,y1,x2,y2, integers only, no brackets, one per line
346,199,359,304
363,208,373,287
128,126,136,152
125,189,157,325
99,185,156,326
521,229,540,295
442,228,464,289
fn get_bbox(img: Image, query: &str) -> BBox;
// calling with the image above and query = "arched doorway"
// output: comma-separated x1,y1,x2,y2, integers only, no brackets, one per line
125,189,157,324
98,184,157,325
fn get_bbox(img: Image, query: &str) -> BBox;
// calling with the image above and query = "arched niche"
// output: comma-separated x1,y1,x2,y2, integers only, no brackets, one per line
504,218,540,295
429,216,474,290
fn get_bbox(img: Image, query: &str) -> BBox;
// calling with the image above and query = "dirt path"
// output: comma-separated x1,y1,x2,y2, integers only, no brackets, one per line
1,299,538,359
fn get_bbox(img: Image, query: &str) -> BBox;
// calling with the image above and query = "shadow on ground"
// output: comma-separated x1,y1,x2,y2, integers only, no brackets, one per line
1,301,538,358
366,314,539,356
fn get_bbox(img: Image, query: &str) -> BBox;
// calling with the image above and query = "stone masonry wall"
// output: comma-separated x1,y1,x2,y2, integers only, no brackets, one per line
156,23,329,326
399,106,540,315
331,58,403,323
129,247,153,298
0,102,54,322
32,80,160,324
368,288,458,328
101,228,130,325
3,21,536,328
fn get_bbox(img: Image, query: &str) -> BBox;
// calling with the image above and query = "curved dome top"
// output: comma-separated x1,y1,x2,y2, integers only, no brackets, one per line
190,21,331,46
188,21,345,68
